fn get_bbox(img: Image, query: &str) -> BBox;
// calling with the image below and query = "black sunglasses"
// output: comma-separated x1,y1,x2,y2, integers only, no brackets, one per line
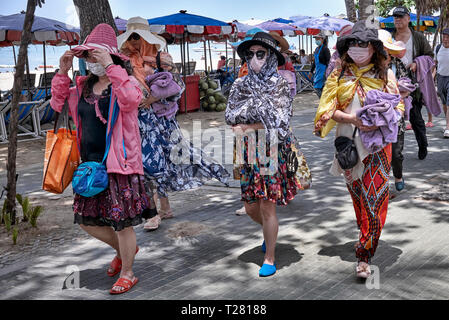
128,33,141,41
348,40,370,48
244,49,268,61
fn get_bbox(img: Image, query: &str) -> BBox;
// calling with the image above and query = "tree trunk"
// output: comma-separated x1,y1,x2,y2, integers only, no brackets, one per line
72,0,118,42
358,0,375,22
5,0,37,224
345,0,357,23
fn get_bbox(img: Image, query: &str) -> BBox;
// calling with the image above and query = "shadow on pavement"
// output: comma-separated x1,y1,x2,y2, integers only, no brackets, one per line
238,243,303,269
317,240,403,272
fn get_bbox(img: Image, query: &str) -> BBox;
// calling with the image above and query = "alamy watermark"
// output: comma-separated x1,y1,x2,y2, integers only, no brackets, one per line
62,265,80,290
168,121,280,176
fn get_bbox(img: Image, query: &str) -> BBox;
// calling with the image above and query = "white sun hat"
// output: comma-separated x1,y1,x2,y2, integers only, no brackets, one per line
378,29,406,58
117,16,167,51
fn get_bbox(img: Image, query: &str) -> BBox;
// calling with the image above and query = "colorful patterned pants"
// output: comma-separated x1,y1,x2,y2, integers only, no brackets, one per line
347,144,392,263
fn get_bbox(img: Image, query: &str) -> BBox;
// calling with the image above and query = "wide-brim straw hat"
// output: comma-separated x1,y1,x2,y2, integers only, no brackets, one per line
237,32,285,66
268,31,290,52
378,29,406,58
72,23,130,61
117,16,167,51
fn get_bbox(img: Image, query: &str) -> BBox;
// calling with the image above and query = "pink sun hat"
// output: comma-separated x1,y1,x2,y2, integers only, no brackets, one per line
71,23,130,61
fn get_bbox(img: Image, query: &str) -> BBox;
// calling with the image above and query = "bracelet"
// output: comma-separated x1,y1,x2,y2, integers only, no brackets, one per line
105,63,114,70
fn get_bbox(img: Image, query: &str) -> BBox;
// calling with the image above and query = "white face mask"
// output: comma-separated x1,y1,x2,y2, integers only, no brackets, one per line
249,55,267,74
87,62,106,76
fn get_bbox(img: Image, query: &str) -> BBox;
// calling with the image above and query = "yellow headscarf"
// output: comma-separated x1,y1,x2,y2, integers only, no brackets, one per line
313,63,404,138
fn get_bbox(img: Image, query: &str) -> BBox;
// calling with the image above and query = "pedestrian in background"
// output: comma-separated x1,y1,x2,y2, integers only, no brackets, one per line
391,6,434,160
435,28,449,138
311,32,330,98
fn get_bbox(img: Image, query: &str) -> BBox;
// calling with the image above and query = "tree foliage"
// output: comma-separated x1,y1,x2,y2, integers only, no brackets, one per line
375,0,415,17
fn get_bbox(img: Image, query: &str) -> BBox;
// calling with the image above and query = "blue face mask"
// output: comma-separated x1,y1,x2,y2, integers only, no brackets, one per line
315,39,322,46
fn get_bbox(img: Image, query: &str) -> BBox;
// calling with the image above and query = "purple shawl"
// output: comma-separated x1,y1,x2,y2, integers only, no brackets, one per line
355,90,401,154
415,55,442,116
145,72,182,118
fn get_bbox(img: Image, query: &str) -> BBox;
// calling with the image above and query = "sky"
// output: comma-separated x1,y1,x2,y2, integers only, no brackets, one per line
0,0,348,75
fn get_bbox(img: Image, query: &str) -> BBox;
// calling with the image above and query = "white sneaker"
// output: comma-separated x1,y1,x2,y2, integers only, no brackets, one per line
444,129,449,138
235,206,246,216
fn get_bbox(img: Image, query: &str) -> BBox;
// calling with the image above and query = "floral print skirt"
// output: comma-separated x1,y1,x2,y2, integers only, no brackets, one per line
73,173,157,232
138,108,230,197
239,133,310,206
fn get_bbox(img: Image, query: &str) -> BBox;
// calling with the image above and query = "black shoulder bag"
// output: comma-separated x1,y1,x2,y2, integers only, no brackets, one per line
334,126,359,170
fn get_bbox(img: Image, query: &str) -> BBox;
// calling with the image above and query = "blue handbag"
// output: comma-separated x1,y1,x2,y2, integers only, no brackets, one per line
72,96,120,197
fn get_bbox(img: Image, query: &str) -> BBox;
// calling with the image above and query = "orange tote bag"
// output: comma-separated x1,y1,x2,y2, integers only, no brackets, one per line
42,102,80,194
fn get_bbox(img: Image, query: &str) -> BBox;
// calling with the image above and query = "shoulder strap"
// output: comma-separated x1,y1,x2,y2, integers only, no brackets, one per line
352,126,358,138
101,96,120,164
436,44,442,56
156,51,162,72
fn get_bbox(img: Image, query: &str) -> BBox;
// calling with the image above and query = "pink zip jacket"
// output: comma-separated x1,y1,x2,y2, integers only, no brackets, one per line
50,64,144,175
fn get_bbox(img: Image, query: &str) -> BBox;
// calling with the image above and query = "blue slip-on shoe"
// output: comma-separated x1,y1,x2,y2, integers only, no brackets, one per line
395,178,405,191
259,263,276,277
261,241,266,253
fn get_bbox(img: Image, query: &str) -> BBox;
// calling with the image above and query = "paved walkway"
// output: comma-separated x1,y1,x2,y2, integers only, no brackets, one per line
1,92,449,300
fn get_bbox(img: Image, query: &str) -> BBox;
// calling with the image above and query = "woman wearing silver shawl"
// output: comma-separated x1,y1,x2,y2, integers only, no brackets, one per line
226,32,311,277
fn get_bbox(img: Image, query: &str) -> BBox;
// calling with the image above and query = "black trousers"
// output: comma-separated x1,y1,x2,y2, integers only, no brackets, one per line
391,129,405,179
409,92,428,149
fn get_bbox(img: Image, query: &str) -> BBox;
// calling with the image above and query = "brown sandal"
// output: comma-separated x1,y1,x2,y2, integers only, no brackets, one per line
159,209,174,220
143,215,161,230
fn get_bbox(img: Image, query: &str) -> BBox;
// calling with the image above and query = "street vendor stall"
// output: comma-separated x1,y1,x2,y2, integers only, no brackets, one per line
147,10,236,113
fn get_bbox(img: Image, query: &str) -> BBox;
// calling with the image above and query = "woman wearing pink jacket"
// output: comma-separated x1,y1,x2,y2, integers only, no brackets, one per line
50,24,155,295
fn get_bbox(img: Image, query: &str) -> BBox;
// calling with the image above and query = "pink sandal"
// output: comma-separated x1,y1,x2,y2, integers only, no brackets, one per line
356,262,371,279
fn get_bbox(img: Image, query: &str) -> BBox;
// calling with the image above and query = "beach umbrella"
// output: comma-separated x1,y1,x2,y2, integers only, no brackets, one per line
255,20,305,36
0,12,80,98
147,10,235,44
232,20,257,39
114,17,128,33
0,13,80,47
290,14,354,32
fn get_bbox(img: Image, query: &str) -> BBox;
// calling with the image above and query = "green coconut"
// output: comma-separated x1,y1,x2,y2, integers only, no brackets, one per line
201,82,209,91
216,103,226,112
209,103,217,111
206,88,215,96
208,96,216,104
208,80,218,90
214,92,223,101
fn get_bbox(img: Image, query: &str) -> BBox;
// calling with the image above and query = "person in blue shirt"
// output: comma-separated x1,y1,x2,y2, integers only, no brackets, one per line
311,33,331,98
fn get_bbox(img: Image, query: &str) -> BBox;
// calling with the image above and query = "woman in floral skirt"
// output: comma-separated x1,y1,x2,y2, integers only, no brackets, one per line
226,32,311,277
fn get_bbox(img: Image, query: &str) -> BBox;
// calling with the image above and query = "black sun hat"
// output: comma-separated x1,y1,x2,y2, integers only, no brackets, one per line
336,21,387,59
237,32,285,66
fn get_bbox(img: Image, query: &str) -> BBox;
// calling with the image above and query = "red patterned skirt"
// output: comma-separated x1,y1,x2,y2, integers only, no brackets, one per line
347,144,392,263
73,173,157,231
